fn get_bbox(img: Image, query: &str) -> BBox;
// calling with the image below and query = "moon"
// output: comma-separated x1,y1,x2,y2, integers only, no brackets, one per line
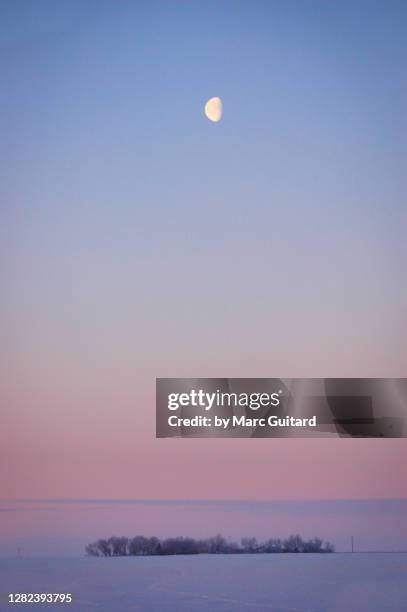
204,97,222,122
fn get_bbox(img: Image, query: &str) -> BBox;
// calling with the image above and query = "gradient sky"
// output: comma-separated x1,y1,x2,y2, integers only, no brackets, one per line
1,0,407,549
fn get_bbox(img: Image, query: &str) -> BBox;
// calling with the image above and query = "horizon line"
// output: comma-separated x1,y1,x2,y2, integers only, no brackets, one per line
3,497,407,505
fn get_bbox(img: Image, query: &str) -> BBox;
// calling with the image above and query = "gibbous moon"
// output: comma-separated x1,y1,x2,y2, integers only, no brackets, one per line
204,97,222,122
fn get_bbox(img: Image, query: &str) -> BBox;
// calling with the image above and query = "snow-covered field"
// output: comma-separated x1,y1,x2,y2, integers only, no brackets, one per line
1,553,406,611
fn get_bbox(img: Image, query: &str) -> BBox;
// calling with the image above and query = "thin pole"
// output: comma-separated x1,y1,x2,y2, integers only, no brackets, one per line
351,536,354,553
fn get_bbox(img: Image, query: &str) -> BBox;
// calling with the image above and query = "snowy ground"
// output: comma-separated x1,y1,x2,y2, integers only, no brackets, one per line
1,553,406,611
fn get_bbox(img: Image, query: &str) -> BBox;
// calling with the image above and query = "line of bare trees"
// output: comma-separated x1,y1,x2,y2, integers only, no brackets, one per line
86,534,334,556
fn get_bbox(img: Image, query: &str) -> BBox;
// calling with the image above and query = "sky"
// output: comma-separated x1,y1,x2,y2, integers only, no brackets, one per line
0,1,406,552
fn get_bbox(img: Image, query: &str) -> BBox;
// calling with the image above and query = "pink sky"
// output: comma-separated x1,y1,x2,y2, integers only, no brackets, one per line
1,331,407,501
2,324,406,501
